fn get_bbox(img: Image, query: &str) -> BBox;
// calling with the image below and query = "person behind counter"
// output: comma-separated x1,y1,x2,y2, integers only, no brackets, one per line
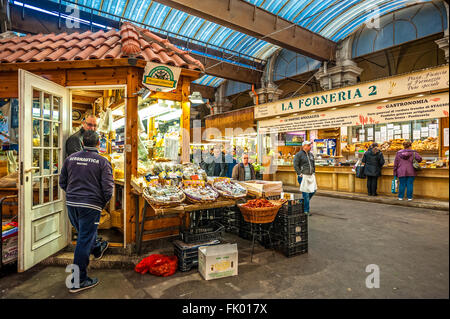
293,141,316,215
65,111,98,157
59,130,114,293
226,146,238,178
205,146,228,177
393,140,423,201
362,143,385,196
232,153,256,181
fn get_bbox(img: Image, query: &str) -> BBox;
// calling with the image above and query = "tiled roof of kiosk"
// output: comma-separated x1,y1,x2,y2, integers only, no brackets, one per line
0,22,205,71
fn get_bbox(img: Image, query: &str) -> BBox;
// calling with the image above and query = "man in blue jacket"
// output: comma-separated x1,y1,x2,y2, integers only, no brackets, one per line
60,130,114,293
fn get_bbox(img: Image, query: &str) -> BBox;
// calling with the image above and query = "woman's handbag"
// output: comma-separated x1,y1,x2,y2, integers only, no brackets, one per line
355,162,366,179
412,151,421,171
391,176,398,194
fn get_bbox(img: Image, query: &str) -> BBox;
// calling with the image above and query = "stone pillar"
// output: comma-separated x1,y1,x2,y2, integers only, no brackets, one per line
315,37,363,90
435,1,449,62
212,81,232,114
249,48,283,104
249,82,284,105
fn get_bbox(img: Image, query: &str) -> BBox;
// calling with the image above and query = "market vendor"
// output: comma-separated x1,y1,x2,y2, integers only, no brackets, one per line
205,146,228,177
226,146,238,178
65,112,98,157
232,153,256,181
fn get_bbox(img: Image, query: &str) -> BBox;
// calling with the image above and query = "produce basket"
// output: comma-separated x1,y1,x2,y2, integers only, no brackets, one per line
143,188,186,208
212,180,247,199
182,184,219,204
238,199,286,224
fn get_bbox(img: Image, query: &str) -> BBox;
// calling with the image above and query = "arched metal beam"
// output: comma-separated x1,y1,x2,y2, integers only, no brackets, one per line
152,0,336,61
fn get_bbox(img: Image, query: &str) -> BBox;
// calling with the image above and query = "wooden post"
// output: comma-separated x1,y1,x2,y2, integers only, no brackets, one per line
125,66,139,244
348,173,354,193
180,76,191,164
332,172,338,191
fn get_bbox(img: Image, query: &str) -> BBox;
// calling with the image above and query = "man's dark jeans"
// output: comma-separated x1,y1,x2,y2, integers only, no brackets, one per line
67,206,102,283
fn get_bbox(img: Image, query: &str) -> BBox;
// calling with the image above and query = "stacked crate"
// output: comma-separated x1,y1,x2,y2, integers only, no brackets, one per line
173,239,221,272
174,207,231,272
221,206,241,235
270,197,308,257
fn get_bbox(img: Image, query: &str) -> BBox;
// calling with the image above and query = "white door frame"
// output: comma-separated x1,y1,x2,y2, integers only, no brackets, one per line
18,69,71,272
66,85,128,248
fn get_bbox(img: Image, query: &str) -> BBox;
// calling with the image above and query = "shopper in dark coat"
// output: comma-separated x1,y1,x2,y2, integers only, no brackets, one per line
60,130,113,293
362,143,385,196
204,146,228,177
393,140,423,201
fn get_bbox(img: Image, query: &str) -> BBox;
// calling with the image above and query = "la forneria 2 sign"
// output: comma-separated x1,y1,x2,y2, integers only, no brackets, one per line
254,65,449,119
281,86,375,111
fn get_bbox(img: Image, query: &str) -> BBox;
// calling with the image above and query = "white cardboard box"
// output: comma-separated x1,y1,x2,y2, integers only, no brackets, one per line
2,234,18,265
198,244,238,280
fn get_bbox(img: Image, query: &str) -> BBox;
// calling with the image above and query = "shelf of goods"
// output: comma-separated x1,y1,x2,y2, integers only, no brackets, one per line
274,164,448,200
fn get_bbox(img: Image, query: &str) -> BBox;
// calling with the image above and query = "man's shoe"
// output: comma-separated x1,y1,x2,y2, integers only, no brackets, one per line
93,241,109,260
69,277,99,293
398,198,403,201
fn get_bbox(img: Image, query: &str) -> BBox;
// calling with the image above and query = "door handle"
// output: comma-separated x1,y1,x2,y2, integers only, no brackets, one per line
24,167,40,173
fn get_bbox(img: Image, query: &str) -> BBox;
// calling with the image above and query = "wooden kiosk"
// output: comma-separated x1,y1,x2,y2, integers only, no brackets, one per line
0,22,205,269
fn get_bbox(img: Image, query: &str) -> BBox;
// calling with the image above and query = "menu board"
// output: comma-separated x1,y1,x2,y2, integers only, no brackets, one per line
429,124,438,138
375,131,381,142
413,130,421,140
388,130,394,140
380,131,387,141
444,128,449,147
421,127,429,138
402,124,410,133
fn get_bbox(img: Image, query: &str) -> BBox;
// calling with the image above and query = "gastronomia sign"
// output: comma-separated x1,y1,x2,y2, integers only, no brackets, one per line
255,65,449,119
258,93,449,133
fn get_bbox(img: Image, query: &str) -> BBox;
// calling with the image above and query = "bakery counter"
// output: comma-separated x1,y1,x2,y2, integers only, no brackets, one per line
275,165,449,200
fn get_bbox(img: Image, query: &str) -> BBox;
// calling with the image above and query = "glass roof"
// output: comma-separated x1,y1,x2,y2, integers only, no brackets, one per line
46,0,430,86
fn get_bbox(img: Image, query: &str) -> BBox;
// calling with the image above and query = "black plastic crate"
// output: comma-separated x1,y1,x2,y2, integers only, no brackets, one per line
272,220,308,235
180,221,224,244
173,239,220,272
271,230,308,245
278,241,308,257
276,211,306,221
175,254,197,272
238,228,253,240
274,212,307,224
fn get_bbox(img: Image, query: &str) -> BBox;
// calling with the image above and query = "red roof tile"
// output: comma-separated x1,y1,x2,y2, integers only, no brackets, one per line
0,22,204,72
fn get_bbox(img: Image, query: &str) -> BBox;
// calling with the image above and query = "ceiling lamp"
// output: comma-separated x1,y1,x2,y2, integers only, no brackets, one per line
189,91,204,104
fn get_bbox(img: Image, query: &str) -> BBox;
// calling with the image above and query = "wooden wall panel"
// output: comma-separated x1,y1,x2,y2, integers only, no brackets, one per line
205,107,255,137
66,67,128,86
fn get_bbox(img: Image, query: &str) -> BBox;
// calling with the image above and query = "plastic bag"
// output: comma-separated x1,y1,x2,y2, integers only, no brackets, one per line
299,174,317,193
391,176,398,194
135,254,178,277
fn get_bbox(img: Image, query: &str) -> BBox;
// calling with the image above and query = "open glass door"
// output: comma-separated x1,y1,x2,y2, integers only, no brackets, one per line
18,69,70,272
